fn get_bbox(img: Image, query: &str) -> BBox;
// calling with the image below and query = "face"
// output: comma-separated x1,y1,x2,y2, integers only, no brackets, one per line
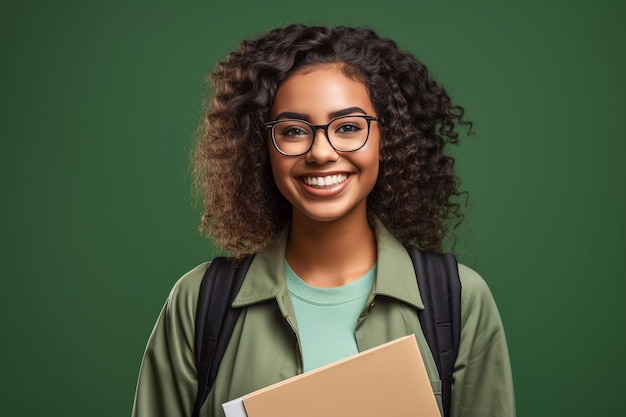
268,64,381,224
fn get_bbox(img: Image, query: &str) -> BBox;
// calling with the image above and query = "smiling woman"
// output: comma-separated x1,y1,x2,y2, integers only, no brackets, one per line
194,25,471,256
132,24,516,417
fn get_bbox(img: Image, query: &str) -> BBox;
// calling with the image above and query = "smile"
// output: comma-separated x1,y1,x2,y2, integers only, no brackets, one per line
301,174,349,188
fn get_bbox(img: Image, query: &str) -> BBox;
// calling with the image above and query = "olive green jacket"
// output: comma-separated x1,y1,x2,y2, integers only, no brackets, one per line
132,223,515,417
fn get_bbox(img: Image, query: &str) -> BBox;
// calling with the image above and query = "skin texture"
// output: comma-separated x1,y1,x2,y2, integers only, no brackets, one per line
268,64,380,287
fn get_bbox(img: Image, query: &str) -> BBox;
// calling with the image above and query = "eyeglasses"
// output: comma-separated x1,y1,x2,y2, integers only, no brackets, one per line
264,115,380,156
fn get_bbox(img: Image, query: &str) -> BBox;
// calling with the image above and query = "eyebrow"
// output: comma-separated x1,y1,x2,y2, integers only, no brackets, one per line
274,107,368,121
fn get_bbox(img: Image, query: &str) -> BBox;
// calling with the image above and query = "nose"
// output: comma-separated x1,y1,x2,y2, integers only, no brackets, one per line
305,127,339,164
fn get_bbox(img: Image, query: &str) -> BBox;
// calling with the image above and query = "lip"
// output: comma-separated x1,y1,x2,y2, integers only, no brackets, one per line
297,172,353,197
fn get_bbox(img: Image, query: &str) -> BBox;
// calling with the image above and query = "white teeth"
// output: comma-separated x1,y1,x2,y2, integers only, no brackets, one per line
303,174,348,188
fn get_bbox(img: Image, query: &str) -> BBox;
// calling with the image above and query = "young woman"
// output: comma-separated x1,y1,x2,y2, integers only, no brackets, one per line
132,24,515,417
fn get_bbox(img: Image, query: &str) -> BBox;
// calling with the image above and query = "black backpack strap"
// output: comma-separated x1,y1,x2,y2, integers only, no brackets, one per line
191,255,253,417
406,246,462,417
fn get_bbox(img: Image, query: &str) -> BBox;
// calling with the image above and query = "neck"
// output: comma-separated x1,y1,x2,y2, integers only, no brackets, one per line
286,209,377,288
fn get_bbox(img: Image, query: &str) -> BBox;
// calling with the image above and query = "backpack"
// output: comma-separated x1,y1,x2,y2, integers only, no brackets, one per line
191,247,461,417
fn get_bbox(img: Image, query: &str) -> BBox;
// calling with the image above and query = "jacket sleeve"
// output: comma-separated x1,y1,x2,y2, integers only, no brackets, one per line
451,264,516,417
131,264,208,417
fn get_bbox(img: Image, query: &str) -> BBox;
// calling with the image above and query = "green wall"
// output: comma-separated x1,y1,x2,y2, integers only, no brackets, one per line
2,0,624,416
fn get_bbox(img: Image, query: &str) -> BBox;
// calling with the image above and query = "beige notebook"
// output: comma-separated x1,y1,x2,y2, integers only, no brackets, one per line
222,335,441,417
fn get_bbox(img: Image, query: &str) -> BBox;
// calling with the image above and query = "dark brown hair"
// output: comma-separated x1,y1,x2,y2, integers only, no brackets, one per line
193,24,471,256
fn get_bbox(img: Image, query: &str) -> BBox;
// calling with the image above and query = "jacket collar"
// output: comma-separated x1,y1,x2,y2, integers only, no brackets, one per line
232,218,424,310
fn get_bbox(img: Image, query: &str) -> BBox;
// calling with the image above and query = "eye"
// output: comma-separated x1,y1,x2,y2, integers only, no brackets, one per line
334,122,363,135
275,120,311,139
281,126,310,137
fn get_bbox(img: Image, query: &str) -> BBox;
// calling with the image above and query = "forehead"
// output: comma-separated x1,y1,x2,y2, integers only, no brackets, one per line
270,64,375,120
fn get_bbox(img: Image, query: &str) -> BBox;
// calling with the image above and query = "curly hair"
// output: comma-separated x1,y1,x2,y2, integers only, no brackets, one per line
193,24,471,257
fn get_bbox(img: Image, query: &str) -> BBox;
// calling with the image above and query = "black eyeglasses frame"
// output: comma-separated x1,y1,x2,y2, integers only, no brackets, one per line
264,115,381,156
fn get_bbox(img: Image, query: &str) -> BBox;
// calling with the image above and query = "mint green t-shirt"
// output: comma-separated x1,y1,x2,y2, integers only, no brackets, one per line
285,261,376,372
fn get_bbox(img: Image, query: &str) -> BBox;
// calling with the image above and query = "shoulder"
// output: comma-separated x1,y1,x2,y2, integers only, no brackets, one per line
454,264,511,345
162,262,210,318
457,263,491,297
456,263,502,326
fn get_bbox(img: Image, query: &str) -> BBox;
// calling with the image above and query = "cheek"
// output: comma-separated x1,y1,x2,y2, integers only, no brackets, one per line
363,142,381,180
369,161,380,187
363,151,381,193
268,150,292,195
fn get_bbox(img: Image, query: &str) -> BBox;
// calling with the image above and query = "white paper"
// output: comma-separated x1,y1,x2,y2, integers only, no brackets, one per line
222,396,248,417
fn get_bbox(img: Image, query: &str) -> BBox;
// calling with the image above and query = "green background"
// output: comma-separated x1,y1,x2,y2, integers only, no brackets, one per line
2,0,624,416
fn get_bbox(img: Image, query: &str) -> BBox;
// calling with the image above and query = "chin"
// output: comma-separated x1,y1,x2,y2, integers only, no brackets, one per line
293,202,366,224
